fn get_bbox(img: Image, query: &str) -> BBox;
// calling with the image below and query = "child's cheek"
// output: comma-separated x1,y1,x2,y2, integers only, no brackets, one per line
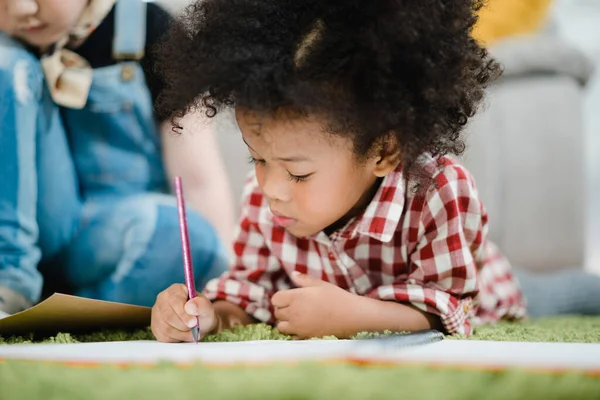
298,181,323,214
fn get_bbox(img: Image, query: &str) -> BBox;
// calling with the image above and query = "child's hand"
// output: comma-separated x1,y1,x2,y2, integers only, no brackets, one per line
271,272,357,339
151,284,218,342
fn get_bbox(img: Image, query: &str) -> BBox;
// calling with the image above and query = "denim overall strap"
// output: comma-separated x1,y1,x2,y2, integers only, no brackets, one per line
61,0,167,197
53,1,228,307
113,0,147,60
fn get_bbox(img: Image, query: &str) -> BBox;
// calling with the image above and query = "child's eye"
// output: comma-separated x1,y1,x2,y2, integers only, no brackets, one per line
248,156,265,165
287,172,311,183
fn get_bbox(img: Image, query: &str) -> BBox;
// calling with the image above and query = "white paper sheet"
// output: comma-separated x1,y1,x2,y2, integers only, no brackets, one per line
1,339,600,372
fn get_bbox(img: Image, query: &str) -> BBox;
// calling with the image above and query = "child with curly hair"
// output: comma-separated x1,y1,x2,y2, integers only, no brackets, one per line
150,0,600,341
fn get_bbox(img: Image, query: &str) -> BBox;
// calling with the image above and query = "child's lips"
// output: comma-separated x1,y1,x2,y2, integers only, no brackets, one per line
26,25,46,33
272,213,296,227
21,22,47,33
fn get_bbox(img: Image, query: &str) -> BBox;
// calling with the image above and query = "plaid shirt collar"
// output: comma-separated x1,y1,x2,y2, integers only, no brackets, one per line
326,155,439,243
310,165,409,246
353,166,406,242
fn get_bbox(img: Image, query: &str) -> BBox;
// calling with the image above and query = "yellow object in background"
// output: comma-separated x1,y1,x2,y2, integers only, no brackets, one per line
473,0,553,45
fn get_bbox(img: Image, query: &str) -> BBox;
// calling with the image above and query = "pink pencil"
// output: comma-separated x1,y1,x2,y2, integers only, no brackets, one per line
174,176,199,343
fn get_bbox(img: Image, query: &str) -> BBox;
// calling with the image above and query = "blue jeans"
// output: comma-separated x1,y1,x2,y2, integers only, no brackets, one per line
0,34,227,308
513,267,600,318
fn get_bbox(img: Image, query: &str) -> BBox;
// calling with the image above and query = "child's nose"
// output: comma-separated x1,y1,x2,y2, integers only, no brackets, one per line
6,0,39,19
260,170,292,203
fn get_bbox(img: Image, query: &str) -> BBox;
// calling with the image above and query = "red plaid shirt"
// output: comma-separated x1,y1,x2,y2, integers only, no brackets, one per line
204,155,527,336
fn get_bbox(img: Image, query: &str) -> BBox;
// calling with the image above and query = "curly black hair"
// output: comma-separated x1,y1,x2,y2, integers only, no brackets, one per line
156,0,500,176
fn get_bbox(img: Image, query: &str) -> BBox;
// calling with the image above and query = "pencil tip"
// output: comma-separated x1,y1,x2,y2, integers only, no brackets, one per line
192,326,199,343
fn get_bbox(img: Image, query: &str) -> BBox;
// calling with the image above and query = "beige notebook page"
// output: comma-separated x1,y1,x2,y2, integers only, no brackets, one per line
0,293,151,335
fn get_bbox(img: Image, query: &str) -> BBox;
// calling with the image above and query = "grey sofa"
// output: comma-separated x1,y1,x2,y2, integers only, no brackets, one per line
461,34,595,273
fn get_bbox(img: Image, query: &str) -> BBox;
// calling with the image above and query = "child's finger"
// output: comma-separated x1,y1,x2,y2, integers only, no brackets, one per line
166,304,196,332
152,322,178,342
185,296,217,334
271,289,293,308
184,296,211,317
273,306,289,322
155,284,189,310
276,320,294,335
184,295,212,315
151,320,174,343
169,299,199,329
152,328,178,343
151,305,191,343
156,322,194,343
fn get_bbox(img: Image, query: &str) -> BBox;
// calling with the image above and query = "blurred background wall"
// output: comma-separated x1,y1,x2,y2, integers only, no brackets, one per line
550,0,600,276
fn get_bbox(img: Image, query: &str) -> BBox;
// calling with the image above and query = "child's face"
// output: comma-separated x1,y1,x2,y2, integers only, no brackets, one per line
236,108,396,238
1,0,88,48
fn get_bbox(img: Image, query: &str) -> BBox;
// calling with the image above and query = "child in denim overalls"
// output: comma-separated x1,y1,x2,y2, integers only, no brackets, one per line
0,0,231,316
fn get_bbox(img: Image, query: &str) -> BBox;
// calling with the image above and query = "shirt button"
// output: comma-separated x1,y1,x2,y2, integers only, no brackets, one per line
463,303,471,314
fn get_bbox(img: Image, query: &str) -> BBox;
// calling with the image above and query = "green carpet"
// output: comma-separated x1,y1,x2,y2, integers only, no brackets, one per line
1,317,600,400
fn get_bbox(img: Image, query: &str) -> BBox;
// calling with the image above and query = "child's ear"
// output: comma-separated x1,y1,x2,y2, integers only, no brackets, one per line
373,134,401,177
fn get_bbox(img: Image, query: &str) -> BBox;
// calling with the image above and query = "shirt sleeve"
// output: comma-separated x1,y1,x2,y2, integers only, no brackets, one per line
366,163,485,336
202,175,292,324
